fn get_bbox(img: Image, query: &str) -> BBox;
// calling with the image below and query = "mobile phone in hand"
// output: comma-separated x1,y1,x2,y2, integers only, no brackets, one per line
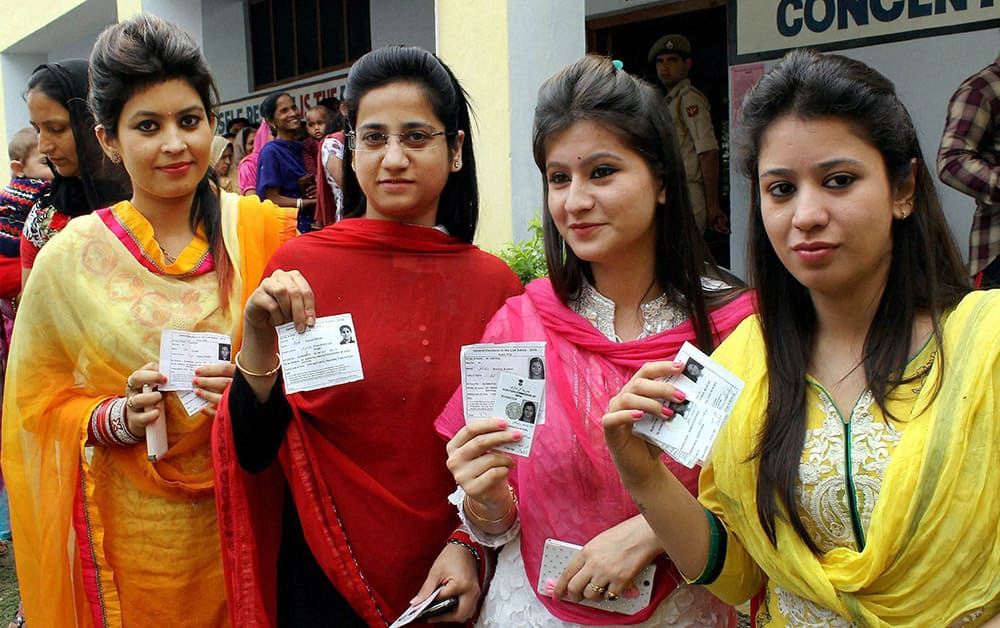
414,596,458,621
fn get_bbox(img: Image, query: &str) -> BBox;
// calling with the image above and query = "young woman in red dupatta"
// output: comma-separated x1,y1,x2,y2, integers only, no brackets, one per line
419,57,751,626
212,46,523,627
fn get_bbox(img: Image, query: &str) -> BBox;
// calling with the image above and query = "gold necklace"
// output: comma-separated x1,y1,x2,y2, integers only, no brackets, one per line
157,242,177,265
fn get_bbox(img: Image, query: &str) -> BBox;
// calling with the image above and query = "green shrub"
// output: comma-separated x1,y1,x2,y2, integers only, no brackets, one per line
495,218,548,285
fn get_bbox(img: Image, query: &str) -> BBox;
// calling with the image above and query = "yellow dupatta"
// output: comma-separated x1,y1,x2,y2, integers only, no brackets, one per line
701,290,1000,627
1,192,295,627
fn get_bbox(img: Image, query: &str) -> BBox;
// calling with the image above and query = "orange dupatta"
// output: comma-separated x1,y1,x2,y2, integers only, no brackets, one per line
1,192,294,627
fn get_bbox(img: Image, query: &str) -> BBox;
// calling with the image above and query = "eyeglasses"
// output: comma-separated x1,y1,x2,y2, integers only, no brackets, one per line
346,129,452,152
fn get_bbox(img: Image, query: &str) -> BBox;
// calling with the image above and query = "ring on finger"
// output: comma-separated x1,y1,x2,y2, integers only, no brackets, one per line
588,582,607,595
126,376,136,392
605,591,619,602
127,396,135,409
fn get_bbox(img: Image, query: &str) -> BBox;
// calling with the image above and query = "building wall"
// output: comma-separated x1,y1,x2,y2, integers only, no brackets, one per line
0,0,119,151
202,0,248,103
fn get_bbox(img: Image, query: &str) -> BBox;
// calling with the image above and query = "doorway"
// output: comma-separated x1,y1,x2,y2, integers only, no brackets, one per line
587,0,732,267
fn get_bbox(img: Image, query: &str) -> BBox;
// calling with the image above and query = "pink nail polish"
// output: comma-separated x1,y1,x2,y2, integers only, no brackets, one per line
194,368,201,376
192,378,199,387
544,578,557,596
662,406,674,417
623,586,640,599
674,389,686,401
497,419,507,429
511,431,522,441
630,409,644,419
673,360,685,368
194,389,202,397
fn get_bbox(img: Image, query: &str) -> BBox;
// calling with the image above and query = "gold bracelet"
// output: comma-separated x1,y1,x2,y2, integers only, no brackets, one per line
464,485,517,525
234,350,282,377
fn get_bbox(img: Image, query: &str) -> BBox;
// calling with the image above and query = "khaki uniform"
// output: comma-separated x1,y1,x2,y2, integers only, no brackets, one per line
666,78,718,232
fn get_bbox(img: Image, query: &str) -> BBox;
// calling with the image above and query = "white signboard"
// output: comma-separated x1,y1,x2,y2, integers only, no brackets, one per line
734,0,999,62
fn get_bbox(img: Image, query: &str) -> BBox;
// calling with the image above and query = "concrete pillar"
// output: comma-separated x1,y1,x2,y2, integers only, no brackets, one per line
435,0,584,251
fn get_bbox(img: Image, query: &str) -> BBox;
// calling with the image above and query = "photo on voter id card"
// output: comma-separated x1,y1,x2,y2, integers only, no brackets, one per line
491,372,545,427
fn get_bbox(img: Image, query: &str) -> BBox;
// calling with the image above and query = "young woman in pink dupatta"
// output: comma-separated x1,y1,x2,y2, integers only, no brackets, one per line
415,56,753,626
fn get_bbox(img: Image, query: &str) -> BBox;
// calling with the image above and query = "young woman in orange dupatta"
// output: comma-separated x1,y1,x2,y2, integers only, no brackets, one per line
417,56,750,626
212,45,523,627
1,15,295,627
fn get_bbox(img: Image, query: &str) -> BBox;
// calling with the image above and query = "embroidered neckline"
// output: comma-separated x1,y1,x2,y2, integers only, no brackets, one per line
98,202,214,277
569,280,687,342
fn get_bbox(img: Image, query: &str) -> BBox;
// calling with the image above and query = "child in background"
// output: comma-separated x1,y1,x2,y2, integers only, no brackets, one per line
0,127,51,301
0,128,52,556
302,105,332,186
302,104,332,230
305,103,332,144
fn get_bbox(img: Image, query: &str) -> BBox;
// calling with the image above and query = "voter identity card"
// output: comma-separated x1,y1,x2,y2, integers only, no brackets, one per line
158,330,233,416
632,341,744,467
460,342,546,457
276,313,364,394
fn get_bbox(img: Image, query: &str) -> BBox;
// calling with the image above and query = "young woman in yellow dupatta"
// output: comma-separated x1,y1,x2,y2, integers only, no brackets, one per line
1,15,295,627
603,49,1000,626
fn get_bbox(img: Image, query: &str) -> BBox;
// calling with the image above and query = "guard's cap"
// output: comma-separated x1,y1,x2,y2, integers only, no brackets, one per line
648,34,692,62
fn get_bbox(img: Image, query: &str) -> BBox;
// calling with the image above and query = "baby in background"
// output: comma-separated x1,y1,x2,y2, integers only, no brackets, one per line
305,104,332,142
302,103,332,180
0,127,51,300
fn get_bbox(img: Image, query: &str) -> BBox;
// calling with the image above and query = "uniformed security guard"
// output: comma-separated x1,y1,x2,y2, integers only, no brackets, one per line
648,34,729,234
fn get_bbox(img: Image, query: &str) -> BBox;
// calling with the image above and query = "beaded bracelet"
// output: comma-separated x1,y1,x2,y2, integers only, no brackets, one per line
234,350,282,378
464,484,517,525
446,538,482,573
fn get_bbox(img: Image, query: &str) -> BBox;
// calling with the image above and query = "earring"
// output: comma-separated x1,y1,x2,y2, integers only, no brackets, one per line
453,160,461,170
109,151,122,164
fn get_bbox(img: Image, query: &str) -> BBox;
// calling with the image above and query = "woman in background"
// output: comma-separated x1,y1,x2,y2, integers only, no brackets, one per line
238,122,271,195
20,58,131,285
212,135,238,193
256,92,317,232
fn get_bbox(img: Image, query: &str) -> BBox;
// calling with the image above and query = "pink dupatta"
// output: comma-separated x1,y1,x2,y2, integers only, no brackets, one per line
436,279,754,624
238,124,272,195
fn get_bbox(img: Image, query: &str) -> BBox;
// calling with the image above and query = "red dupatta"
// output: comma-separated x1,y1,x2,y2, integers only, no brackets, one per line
436,279,754,624
213,218,523,626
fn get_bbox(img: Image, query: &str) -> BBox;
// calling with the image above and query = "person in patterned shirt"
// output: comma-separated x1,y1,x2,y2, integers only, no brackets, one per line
937,50,1000,288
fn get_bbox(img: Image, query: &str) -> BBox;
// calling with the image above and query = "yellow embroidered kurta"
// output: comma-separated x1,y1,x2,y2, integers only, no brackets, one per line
1,192,295,627
700,290,1000,627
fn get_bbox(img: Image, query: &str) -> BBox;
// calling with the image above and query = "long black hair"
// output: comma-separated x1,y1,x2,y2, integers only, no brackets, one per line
340,45,478,243
532,55,739,350
88,14,232,302
27,60,131,217
737,49,969,552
